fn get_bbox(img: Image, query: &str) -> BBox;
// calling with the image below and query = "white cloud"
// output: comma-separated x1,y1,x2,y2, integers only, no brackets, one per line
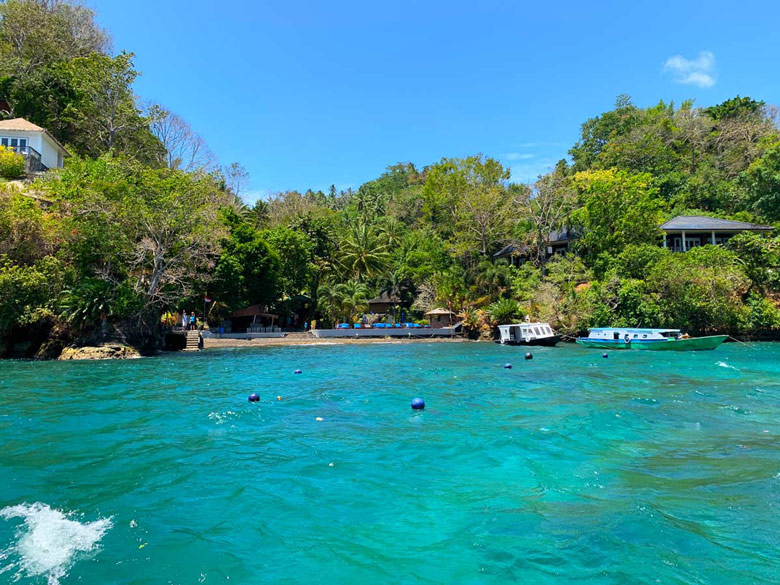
504,152,535,161
663,51,716,88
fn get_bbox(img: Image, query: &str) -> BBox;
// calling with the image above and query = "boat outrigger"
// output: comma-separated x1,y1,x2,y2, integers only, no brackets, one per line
496,322,561,346
576,328,727,351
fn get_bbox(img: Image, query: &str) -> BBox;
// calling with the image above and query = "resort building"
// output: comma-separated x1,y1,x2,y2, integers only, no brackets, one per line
493,227,578,266
660,216,774,252
367,291,402,315
0,118,69,174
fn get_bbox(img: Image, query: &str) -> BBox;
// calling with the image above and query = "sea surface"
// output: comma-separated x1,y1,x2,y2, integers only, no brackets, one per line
1,342,779,584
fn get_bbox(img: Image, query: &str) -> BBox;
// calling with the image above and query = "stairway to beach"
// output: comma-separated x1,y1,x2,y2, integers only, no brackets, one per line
184,330,201,351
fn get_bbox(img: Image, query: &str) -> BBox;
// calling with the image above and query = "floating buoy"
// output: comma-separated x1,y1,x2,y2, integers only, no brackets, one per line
248,393,260,402
276,395,282,401
294,369,302,374
411,397,425,410
525,352,533,360
602,353,608,359
504,363,512,369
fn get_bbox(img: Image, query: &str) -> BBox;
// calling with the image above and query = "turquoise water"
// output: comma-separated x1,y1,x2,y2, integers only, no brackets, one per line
1,342,780,584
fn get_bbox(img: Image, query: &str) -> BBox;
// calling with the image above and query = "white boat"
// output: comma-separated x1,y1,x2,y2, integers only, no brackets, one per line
496,322,561,346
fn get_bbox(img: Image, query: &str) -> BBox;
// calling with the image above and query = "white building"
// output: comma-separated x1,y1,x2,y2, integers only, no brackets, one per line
0,118,69,172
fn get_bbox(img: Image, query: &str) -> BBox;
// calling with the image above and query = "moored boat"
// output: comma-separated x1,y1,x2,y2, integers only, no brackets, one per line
496,322,561,346
576,328,727,351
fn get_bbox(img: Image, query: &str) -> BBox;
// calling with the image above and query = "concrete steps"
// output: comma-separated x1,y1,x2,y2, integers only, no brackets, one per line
184,330,201,351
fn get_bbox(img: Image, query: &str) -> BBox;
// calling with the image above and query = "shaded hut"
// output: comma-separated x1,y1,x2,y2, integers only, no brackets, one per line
229,305,278,333
368,291,400,315
424,308,456,328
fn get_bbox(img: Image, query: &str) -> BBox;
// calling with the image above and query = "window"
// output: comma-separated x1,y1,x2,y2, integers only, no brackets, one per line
18,138,26,150
613,332,620,340
0,138,7,147
533,327,540,336
642,334,647,338
9,138,17,147
633,334,638,338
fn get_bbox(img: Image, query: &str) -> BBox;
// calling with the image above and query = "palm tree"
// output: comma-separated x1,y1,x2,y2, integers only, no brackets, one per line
338,222,390,281
335,280,369,323
317,281,342,325
474,259,512,298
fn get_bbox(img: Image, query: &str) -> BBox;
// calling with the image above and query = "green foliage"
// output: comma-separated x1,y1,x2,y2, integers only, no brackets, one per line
487,298,522,325
647,246,748,333
59,278,138,329
0,146,25,179
263,226,314,298
0,255,63,332
0,190,56,263
705,96,765,121
739,143,780,221
212,209,280,309
571,168,663,263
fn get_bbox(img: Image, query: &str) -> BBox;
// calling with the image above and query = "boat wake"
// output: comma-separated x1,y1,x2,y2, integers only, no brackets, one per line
717,361,739,371
0,502,112,585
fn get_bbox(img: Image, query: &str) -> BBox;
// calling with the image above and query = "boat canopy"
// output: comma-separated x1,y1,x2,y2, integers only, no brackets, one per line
589,328,680,333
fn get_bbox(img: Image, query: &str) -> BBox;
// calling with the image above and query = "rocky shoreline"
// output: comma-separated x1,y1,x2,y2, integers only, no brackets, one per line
58,344,142,361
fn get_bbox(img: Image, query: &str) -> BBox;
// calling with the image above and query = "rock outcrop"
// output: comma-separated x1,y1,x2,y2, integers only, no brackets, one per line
58,344,141,361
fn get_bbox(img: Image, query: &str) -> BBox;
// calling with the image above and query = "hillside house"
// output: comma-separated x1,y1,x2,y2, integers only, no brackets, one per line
0,118,69,174
660,216,774,251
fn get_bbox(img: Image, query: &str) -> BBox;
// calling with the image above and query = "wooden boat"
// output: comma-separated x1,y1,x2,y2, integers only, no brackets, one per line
496,322,561,346
576,328,727,351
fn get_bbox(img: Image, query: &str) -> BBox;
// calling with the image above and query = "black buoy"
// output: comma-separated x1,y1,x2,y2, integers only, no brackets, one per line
525,352,533,360
294,369,302,374
248,393,260,402
602,353,609,359
504,363,512,369
411,397,425,410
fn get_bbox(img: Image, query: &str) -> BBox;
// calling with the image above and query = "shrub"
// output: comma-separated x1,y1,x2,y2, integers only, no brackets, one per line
0,146,25,179
487,298,523,325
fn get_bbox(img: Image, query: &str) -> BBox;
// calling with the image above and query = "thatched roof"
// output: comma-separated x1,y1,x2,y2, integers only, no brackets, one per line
425,308,456,316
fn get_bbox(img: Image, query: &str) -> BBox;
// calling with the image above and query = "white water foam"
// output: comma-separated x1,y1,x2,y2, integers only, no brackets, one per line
717,361,739,371
0,502,112,585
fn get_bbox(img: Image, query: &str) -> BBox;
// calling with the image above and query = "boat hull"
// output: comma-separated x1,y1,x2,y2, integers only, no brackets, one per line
496,335,561,347
576,335,728,351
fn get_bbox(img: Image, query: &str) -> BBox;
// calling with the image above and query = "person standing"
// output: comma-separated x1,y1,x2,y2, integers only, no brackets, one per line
182,311,188,330
189,311,196,330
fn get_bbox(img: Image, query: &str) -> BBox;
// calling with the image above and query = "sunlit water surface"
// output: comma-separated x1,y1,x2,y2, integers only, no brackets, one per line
1,342,780,584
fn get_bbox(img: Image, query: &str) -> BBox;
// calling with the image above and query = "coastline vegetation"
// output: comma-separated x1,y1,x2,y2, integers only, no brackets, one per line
1,0,779,358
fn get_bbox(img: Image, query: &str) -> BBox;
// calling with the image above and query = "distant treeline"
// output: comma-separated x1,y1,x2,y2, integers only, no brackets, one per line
1,0,779,358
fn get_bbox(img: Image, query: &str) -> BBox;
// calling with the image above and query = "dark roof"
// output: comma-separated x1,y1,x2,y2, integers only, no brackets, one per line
368,291,399,304
231,305,277,318
493,243,530,258
661,215,773,232
549,227,578,243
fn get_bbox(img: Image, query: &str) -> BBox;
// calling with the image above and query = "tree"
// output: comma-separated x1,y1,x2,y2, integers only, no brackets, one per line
66,52,150,155
0,0,110,79
569,95,642,171
571,169,663,263
212,211,280,309
524,170,576,274
739,143,780,221
263,226,313,298
422,155,510,240
148,104,215,172
337,221,389,281
224,162,249,198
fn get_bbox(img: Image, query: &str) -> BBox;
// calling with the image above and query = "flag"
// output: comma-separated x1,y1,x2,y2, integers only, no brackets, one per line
205,296,212,303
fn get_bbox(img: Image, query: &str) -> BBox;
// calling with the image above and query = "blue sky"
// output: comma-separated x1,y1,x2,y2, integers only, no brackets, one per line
93,0,780,202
